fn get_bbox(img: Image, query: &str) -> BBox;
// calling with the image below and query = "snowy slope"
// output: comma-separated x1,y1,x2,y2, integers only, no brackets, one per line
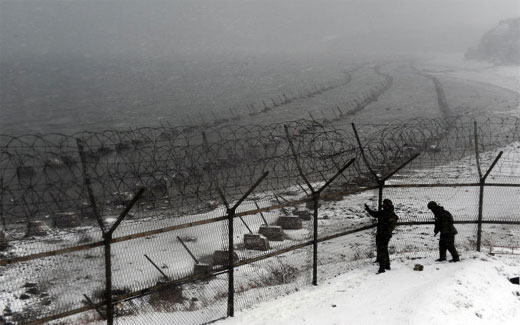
422,54,520,100
217,253,520,325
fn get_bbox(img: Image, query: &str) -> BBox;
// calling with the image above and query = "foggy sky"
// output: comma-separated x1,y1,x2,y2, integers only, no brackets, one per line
1,0,519,59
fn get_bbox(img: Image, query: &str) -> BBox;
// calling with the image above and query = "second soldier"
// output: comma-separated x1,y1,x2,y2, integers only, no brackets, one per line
427,201,460,262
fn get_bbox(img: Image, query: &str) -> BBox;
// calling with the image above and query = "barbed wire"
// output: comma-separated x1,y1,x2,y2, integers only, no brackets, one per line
3,115,520,324
1,115,520,235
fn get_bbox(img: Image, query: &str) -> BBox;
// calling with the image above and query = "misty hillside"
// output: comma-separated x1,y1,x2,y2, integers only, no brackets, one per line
466,18,520,64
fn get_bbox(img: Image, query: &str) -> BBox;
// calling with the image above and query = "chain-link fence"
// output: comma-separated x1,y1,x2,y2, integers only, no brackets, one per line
1,116,520,324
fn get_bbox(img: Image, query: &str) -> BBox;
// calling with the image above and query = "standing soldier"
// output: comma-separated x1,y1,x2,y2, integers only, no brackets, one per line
427,201,460,262
365,199,399,274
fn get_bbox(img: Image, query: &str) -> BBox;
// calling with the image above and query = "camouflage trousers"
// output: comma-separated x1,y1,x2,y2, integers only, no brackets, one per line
439,234,459,260
376,235,391,268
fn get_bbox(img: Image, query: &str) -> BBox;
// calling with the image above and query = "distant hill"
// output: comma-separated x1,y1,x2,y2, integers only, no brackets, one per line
465,18,520,65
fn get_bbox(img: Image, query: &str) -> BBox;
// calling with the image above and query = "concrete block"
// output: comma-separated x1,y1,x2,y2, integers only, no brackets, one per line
79,204,96,219
0,231,8,250
154,281,184,302
258,225,285,241
278,216,302,230
212,250,239,265
193,263,212,276
26,221,49,237
322,191,343,201
244,234,270,251
292,208,312,220
54,212,81,228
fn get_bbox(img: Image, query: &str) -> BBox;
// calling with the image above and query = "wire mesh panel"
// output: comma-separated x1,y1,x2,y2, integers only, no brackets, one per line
1,247,104,324
113,277,228,325
481,185,520,251
47,309,106,325
317,230,377,281
385,186,479,253
232,193,315,315
489,143,520,184
482,224,520,253
2,117,520,324
234,248,313,314
385,187,479,222
108,211,231,324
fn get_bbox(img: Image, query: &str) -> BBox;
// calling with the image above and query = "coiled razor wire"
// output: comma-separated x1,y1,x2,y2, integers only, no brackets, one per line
2,115,520,236
2,115,520,324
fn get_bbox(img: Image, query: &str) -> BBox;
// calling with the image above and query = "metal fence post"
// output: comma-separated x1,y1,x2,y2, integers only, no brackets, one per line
474,122,484,252
352,122,419,211
474,122,503,251
476,153,503,251
477,181,484,252
104,188,144,324
215,172,269,318
0,177,5,231
352,123,383,210
378,181,384,212
312,192,319,285
77,137,146,324
285,123,357,286
103,233,114,325
227,207,235,317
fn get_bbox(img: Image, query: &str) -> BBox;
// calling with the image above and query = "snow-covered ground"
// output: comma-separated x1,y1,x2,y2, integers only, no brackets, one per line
424,54,520,89
109,140,520,325
216,252,520,325
3,140,520,324
422,53,520,111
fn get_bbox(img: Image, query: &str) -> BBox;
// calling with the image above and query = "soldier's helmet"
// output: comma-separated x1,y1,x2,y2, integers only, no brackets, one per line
427,201,438,209
382,199,393,207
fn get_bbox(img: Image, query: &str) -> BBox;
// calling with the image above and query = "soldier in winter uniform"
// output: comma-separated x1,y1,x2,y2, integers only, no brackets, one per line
427,201,460,262
364,199,399,274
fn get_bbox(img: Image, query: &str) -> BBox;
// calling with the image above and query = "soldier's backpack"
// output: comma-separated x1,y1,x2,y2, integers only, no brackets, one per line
390,212,399,231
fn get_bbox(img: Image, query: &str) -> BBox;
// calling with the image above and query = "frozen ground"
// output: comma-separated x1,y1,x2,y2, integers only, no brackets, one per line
215,252,520,325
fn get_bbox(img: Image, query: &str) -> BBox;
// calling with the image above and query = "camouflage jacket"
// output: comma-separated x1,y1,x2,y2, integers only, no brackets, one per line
433,207,458,235
365,206,398,238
